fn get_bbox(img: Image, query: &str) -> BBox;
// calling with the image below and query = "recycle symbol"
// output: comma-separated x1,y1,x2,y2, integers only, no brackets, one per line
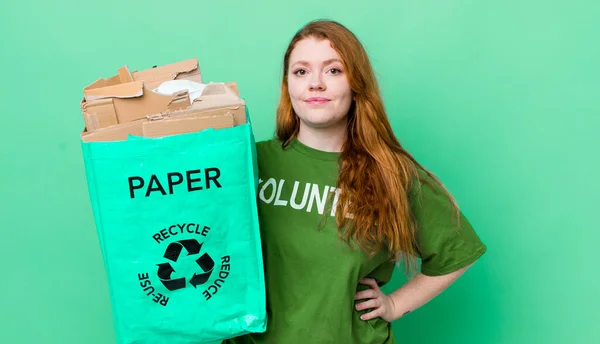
156,239,215,291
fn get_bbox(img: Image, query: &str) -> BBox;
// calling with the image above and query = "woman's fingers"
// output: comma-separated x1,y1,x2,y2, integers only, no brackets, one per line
356,278,386,321
354,288,378,300
360,307,382,321
355,298,380,311
359,278,380,291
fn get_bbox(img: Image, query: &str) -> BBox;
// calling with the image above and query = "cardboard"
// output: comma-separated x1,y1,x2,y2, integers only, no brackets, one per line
117,66,133,83
84,59,201,97
160,102,246,126
81,59,203,130
81,120,146,142
81,98,118,131
131,59,201,90
79,59,247,142
84,81,144,102
82,82,244,132
83,66,134,94
82,89,192,129
111,89,191,124
225,82,240,97
142,113,235,138
155,83,247,125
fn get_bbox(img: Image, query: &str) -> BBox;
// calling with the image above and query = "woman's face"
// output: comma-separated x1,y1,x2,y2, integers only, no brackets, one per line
287,38,353,131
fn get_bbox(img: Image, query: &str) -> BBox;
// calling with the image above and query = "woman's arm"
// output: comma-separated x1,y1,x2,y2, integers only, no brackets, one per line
355,263,473,322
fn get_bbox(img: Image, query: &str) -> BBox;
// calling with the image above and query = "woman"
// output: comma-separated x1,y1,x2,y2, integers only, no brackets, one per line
227,20,486,343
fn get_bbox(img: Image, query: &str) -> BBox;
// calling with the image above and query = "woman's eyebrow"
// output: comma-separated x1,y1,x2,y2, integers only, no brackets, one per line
323,58,342,65
291,58,343,67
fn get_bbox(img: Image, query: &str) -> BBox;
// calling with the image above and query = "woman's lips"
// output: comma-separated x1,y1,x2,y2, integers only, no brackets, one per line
305,97,331,105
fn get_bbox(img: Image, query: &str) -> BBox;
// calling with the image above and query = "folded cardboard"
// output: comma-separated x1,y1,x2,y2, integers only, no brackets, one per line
142,113,235,138
81,120,146,143
82,99,118,130
81,59,202,130
156,104,246,127
84,59,202,97
82,90,192,131
147,83,246,125
130,58,202,90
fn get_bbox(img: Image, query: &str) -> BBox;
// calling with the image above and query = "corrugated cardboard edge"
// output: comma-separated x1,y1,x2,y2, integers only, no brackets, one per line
84,75,121,91
142,113,235,138
84,81,144,101
111,88,191,124
117,66,133,83
81,98,119,131
145,81,246,125
83,66,133,91
156,100,247,126
225,82,240,96
132,58,201,85
82,58,202,102
80,120,146,142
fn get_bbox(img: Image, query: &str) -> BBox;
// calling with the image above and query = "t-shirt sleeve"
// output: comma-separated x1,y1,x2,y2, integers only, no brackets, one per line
410,171,487,276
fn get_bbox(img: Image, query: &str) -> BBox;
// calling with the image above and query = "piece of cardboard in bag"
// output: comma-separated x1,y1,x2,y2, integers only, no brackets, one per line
111,89,191,124
81,120,146,142
81,98,119,131
82,89,191,129
163,104,246,127
118,66,133,83
156,82,246,125
142,114,235,138
83,59,201,99
81,59,202,130
132,59,202,90
225,82,240,97
83,66,135,96
84,81,144,102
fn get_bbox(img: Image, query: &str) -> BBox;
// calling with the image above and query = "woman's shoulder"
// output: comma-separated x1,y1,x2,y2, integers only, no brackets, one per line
409,167,487,275
410,167,442,197
256,138,285,157
256,138,278,150
408,167,458,217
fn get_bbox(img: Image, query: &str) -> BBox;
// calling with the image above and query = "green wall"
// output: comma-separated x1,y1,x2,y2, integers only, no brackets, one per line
1,1,598,343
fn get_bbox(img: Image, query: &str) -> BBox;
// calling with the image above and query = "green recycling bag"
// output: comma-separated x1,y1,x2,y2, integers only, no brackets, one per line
81,113,267,344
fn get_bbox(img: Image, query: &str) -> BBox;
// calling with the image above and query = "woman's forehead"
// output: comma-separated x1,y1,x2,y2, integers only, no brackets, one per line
289,38,342,65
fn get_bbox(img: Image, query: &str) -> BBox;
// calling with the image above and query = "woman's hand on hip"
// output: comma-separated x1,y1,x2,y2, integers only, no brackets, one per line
354,278,397,322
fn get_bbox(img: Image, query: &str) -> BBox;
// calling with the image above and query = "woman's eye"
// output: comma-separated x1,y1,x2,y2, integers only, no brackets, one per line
294,69,306,76
329,68,341,75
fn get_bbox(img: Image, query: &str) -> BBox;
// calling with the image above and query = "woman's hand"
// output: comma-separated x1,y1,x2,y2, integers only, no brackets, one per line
355,264,474,323
354,278,397,322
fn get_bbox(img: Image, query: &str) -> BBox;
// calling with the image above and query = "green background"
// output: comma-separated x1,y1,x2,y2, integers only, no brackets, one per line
1,0,598,343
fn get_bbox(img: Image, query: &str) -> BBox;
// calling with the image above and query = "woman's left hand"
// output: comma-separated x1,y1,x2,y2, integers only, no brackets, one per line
354,278,397,322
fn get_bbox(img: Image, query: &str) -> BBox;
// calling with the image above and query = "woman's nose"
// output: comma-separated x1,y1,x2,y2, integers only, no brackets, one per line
309,74,326,91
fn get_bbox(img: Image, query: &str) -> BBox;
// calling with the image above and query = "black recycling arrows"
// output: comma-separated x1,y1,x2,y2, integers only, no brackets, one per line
156,239,215,291
157,263,175,279
190,253,215,288
163,239,202,262
157,263,186,291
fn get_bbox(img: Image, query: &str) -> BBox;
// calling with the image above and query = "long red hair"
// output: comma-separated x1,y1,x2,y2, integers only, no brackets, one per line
276,20,458,274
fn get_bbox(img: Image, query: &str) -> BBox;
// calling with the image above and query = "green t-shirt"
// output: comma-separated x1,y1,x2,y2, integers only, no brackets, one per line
226,138,486,344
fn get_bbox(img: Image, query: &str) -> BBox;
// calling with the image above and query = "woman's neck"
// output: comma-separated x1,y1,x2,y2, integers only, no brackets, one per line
297,120,347,153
